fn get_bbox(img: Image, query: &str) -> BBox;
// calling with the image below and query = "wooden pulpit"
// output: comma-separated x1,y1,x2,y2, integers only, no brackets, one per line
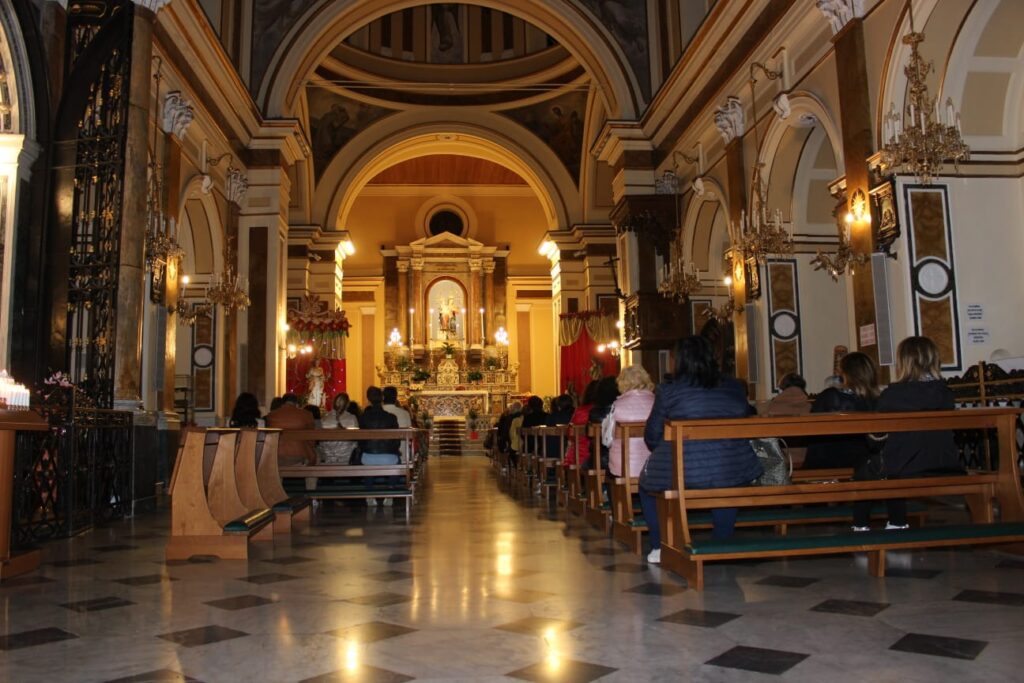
0,410,48,582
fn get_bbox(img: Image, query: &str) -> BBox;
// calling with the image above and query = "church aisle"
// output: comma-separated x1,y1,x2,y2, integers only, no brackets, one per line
1,456,1022,682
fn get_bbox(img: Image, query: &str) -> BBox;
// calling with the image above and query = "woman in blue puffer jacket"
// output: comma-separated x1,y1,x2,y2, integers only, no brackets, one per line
639,336,761,564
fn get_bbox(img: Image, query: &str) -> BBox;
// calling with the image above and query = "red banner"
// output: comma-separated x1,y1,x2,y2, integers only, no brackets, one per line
560,327,618,395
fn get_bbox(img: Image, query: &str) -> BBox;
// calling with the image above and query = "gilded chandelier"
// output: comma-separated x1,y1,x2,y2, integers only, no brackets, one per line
732,63,794,265
658,236,702,303
880,5,969,184
205,238,251,313
144,62,183,279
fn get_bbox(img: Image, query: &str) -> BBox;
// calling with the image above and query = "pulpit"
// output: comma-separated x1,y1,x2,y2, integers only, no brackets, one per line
0,410,48,582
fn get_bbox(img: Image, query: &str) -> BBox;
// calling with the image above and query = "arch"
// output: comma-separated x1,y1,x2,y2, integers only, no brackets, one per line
942,0,1024,150
757,91,844,181
176,175,224,281
681,174,730,273
258,0,642,120
0,0,36,138
316,111,579,232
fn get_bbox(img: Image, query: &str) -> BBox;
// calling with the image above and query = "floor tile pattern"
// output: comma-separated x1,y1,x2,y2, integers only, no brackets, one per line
1,456,1022,682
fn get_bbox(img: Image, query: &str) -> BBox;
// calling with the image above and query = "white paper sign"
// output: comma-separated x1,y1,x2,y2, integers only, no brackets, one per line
966,304,984,322
967,327,990,345
859,323,876,347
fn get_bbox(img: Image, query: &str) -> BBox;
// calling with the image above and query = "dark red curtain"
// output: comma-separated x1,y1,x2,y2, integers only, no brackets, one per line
560,327,618,395
286,357,347,411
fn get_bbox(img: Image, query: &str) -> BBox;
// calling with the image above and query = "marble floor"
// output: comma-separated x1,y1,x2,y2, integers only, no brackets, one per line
2,456,1023,682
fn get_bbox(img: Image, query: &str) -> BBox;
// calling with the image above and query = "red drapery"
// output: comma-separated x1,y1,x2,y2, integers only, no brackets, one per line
560,326,619,395
286,357,347,412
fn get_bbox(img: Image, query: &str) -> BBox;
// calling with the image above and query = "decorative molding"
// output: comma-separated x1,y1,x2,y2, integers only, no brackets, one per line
161,91,194,139
714,96,744,144
772,93,791,121
226,167,248,206
815,0,865,35
132,0,173,13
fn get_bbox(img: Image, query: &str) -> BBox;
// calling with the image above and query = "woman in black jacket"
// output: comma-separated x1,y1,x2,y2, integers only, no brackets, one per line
802,352,879,469
853,336,960,530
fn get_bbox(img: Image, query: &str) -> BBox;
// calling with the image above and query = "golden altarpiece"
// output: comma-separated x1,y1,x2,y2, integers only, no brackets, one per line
377,234,518,420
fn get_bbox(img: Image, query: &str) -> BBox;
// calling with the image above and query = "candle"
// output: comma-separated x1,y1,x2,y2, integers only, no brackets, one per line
479,307,485,342
408,307,415,346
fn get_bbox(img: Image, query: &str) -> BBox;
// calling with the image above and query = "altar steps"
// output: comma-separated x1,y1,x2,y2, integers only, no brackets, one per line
433,419,465,457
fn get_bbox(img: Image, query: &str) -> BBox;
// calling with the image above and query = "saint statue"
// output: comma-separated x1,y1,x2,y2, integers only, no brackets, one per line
438,296,458,339
305,356,330,410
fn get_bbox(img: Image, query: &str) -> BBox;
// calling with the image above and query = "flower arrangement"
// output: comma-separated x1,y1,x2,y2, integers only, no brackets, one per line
411,368,431,383
441,342,455,356
467,370,483,382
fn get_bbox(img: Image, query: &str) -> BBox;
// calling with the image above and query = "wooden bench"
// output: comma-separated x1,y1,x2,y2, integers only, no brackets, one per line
166,428,275,561
235,428,311,534
279,428,422,521
526,425,571,502
657,408,1024,590
583,423,611,531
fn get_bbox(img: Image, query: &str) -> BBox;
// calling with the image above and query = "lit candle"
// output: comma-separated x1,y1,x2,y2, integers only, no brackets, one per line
408,307,415,346
479,307,485,342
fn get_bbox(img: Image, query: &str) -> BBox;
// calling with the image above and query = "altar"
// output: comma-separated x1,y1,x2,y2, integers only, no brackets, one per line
416,390,488,417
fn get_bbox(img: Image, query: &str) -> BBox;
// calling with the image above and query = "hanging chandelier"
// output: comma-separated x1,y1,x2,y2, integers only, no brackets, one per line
205,237,251,313
880,4,969,184
811,189,871,281
655,169,703,303
731,63,794,265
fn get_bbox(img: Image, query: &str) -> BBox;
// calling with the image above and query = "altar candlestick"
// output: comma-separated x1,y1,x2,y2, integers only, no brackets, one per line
479,307,485,343
408,308,415,347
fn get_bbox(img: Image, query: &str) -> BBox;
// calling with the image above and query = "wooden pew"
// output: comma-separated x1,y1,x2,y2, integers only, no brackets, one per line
279,428,422,521
531,425,570,502
583,423,611,532
565,424,587,515
657,408,1024,590
235,428,311,535
610,422,648,553
166,429,274,561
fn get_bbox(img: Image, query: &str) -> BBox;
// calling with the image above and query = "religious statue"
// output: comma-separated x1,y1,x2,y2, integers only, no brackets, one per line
438,296,458,339
305,356,330,410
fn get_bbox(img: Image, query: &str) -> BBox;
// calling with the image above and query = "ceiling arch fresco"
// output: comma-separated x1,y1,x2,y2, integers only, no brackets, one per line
256,0,645,120
313,109,582,233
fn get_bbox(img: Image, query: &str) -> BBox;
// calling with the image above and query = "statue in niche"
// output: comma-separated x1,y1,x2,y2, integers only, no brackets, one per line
305,355,330,411
438,296,459,340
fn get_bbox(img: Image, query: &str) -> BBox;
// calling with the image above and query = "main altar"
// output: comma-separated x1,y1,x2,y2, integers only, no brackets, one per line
377,232,519,421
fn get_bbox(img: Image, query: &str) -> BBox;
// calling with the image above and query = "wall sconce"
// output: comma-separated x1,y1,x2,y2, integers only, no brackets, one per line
844,188,871,225
597,340,621,357
341,239,355,256
538,240,557,258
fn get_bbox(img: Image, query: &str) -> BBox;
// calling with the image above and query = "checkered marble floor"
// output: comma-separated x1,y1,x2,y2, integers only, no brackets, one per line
2,456,1023,682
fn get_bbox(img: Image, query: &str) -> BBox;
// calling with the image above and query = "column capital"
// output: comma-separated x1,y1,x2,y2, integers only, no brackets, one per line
815,0,865,35
469,258,482,271
410,257,425,270
482,261,496,274
227,167,248,206
396,259,410,273
714,96,745,144
161,91,194,140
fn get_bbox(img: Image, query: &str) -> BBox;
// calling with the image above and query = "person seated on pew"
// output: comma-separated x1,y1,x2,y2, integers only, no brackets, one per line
229,392,264,428
803,352,879,469
319,392,359,465
359,386,402,508
304,404,323,428
496,401,521,465
604,364,655,479
383,386,412,460
765,373,811,416
266,393,317,491
853,336,961,531
564,381,599,466
639,336,762,564
520,395,549,457
586,377,620,470
545,394,575,459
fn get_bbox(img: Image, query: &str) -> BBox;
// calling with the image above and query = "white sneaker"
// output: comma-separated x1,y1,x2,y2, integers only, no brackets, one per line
647,548,661,564
367,498,378,508
851,525,870,532
382,498,394,507
885,522,909,530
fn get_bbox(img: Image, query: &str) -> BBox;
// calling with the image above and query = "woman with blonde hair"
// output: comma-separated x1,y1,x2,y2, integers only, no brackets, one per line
853,336,960,530
603,365,656,479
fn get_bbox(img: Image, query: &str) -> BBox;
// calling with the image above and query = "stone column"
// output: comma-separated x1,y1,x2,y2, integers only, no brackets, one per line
724,135,750,386
410,258,424,348
112,6,158,409
239,165,288,408
397,260,409,341
484,261,495,345
468,258,481,347
829,13,882,370
0,136,41,369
